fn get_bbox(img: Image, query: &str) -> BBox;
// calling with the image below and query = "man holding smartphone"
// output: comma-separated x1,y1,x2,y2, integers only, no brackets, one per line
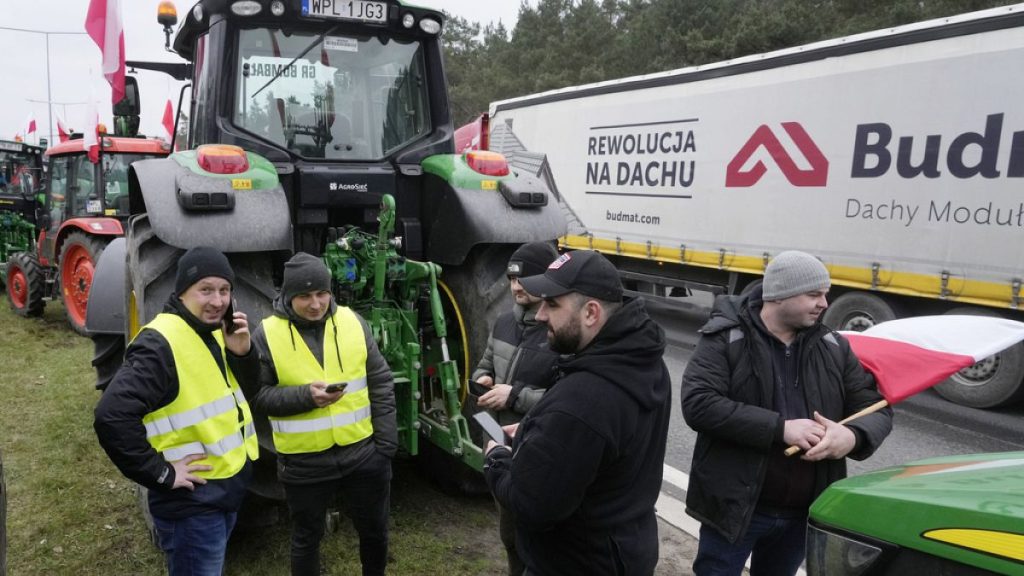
94,246,259,575
248,252,397,576
470,241,560,576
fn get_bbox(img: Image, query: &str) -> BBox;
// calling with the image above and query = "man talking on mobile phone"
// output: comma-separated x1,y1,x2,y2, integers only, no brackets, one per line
94,246,259,575
249,252,397,576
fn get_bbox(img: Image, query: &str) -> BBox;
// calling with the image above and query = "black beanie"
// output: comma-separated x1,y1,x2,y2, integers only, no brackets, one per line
281,252,333,304
507,241,558,278
174,246,235,295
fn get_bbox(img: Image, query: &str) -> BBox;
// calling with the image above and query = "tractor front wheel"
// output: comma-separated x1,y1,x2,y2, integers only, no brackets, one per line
59,231,108,335
6,252,45,317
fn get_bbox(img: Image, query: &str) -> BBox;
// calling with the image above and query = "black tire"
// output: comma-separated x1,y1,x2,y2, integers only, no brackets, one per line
1,450,7,576
438,244,516,371
822,291,897,332
91,333,126,391
135,485,160,548
6,252,45,317
933,307,1024,409
58,231,108,336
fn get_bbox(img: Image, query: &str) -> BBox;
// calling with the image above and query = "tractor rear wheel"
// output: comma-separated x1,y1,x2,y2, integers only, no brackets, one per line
6,252,45,317
59,231,108,335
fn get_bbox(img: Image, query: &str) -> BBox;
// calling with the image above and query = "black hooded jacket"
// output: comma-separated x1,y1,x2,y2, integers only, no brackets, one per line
681,287,893,543
247,292,397,485
484,297,672,576
93,297,257,520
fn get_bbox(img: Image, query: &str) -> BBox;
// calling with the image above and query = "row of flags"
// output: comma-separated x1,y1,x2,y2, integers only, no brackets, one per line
13,101,174,147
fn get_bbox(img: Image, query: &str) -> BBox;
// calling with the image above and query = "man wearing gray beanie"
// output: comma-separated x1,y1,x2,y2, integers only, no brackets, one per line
681,250,892,576
249,252,397,576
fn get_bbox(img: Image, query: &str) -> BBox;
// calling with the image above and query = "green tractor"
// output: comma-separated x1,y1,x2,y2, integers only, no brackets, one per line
0,139,46,314
85,0,566,515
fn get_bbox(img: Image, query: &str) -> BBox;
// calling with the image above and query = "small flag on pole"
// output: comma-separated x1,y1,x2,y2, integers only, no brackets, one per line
162,99,176,149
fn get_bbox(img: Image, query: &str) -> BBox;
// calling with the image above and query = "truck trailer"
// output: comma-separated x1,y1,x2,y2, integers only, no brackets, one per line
478,4,1024,409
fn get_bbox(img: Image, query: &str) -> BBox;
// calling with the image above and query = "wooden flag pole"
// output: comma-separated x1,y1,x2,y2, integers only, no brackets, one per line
783,399,890,457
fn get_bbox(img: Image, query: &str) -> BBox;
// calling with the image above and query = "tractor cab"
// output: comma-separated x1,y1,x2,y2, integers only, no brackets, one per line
0,140,46,223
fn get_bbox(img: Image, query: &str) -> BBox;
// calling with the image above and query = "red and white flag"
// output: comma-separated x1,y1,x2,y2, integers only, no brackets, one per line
85,0,126,104
161,99,176,148
26,114,37,142
844,315,1024,404
83,102,100,162
57,115,71,143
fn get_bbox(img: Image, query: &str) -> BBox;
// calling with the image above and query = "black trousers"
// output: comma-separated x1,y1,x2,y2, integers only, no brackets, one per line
284,452,392,576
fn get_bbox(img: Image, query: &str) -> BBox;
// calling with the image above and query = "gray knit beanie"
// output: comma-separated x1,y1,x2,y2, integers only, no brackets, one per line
762,251,830,301
281,252,333,304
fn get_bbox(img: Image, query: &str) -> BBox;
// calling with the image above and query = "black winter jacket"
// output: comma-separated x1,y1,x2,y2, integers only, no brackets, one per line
471,303,559,425
485,297,672,576
681,288,893,543
247,294,397,485
94,297,257,520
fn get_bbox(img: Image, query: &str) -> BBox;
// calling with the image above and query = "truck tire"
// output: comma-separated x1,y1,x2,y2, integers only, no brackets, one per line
6,252,45,317
933,306,1024,408
59,231,108,335
822,291,896,332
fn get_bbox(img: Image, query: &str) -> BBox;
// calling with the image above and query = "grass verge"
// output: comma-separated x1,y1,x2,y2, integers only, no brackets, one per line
0,300,504,575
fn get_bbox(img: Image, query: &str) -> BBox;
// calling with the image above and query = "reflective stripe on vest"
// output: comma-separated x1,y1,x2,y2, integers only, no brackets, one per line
141,314,259,479
263,307,373,454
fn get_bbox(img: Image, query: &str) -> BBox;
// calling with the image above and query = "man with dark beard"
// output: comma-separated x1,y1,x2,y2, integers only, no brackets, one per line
483,250,672,575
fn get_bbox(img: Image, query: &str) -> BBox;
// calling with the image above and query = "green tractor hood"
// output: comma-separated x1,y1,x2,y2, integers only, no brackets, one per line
810,451,1024,572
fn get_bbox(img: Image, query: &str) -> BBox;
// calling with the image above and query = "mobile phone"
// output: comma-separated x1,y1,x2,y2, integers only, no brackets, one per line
324,382,348,394
473,411,509,446
223,298,239,334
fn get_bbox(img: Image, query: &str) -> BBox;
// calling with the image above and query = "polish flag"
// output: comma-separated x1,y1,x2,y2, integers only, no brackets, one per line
84,103,100,162
26,114,37,142
85,0,126,104
161,99,176,148
844,315,1024,404
57,115,71,143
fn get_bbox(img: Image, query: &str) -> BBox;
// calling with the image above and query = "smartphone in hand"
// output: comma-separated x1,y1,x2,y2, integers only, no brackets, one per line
223,298,239,334
473,411,509,445
324,382,348,394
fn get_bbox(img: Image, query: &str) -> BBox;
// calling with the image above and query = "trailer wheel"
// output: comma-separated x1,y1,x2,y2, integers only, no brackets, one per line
822,291,896,332
6,252,46,317
933,307,1024,408
59,231,108,335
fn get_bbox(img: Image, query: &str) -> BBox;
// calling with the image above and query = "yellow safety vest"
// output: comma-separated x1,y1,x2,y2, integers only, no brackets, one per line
141,314,259,480
263,307,373,454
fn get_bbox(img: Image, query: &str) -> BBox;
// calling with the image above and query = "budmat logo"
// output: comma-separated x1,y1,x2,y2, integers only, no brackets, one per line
726,122,829,187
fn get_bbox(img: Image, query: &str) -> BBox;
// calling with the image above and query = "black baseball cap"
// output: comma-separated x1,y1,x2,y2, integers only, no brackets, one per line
519,250,623,302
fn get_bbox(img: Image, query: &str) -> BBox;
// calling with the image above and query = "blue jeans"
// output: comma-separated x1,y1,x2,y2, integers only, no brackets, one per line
694,511,807,576
153,511,238,576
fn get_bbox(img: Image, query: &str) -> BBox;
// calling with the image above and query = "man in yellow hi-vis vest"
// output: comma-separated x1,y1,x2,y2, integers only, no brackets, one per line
95,246,259,576
250,252,397,576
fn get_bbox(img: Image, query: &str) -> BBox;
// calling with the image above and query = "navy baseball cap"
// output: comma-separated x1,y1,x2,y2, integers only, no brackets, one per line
519,250,623,302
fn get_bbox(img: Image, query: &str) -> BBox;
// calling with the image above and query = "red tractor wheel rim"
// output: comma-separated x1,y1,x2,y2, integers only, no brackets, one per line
62,244,95,327
7,267,28,308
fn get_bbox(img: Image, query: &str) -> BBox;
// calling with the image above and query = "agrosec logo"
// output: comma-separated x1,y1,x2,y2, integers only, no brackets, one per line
725,122,829,187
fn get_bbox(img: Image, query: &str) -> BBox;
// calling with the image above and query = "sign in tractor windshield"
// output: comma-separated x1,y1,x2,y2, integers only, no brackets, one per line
301,0,387,23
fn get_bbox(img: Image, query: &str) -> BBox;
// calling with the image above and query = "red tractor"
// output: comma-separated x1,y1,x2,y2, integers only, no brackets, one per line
6,79,171,333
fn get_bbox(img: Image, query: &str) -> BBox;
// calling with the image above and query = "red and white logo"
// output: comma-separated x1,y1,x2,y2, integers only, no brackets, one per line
726,122,828,187
548,253,572,270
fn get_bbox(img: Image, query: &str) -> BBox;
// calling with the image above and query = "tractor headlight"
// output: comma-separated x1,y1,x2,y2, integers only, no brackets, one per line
419,17,441,35
230,1,262,16
806,524,883,576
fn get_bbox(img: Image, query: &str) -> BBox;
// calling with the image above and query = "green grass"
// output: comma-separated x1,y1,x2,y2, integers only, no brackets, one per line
0,300,504,575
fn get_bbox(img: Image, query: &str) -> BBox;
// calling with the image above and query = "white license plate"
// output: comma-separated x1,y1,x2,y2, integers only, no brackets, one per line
302,0,387,23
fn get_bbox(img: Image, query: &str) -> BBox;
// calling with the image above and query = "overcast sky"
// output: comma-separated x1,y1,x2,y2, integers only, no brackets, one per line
0,0,528,144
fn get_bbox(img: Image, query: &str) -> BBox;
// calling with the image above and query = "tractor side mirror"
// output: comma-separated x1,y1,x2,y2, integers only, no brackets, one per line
113,76,141,118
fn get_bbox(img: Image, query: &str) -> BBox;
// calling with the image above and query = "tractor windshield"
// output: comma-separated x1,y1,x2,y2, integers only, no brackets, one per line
234,28,430,161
